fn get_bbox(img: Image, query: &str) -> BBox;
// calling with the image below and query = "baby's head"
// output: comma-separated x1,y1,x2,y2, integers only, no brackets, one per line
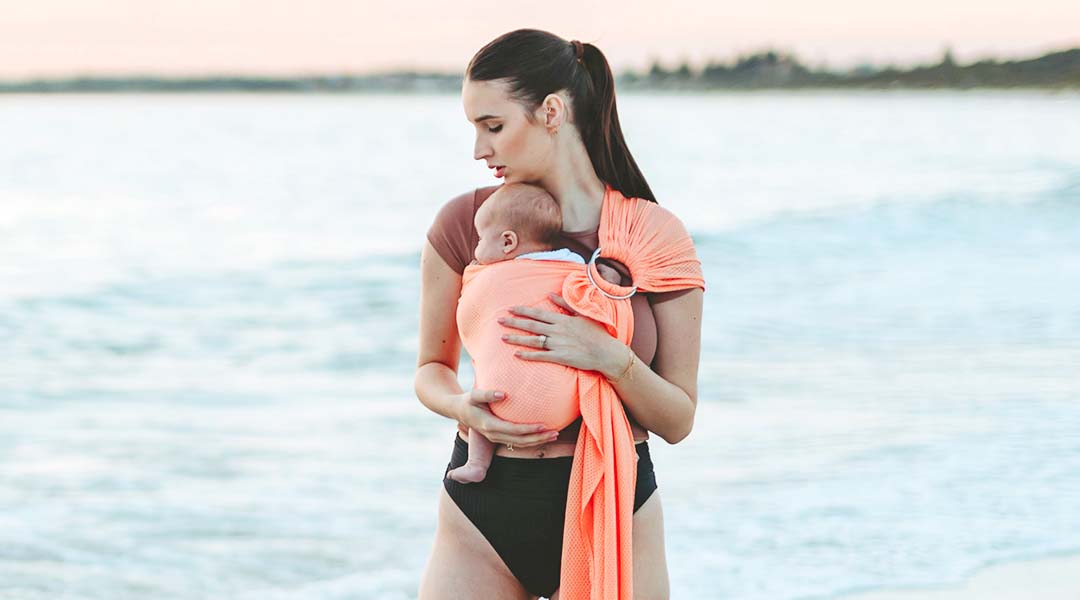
474,183,562,265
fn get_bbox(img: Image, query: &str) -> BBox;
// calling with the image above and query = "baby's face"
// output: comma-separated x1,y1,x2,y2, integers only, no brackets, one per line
474,209,515,265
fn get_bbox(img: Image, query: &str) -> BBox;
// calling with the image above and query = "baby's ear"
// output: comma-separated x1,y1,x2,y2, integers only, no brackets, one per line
501,230,519,254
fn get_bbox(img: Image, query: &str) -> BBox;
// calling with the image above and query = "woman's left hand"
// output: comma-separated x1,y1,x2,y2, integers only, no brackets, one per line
499,293,623,375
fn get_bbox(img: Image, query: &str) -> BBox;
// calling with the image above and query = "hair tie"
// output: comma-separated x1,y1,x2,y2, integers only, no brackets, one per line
570,40,584,63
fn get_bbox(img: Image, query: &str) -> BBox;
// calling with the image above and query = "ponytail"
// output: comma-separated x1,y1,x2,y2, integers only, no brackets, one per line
467,29,657,204
576,42,655,203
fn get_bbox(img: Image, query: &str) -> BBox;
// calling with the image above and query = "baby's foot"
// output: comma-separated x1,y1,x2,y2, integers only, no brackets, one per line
447,462,489,484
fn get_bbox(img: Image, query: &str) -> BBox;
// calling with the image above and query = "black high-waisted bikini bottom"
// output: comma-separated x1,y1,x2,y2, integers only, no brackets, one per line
442,433,658,598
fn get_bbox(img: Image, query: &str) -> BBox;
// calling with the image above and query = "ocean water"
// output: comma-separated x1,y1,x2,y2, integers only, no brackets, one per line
1,91,1079,599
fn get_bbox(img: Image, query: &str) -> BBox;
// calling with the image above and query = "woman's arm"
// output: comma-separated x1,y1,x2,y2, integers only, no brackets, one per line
414,241,560,446
414,240,467,420
606,288,702,444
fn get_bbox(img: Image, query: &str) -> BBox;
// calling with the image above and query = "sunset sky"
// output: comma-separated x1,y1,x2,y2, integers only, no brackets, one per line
1,0,1078,77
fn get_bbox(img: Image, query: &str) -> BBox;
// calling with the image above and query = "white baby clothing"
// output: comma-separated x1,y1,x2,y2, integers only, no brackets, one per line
516,248,585,264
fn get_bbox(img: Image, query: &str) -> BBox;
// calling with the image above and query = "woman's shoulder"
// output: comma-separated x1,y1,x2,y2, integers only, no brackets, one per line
613,192,706,291
436,185,501,219
621,195,693,240
611,186,685,224
427,185,502,275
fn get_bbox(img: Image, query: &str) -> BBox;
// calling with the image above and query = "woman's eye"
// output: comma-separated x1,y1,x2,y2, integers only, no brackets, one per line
487,125,503,133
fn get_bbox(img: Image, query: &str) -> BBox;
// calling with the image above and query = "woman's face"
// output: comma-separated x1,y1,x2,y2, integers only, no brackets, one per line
462,78,554,184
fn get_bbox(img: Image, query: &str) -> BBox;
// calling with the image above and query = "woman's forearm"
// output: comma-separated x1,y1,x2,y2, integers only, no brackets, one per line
601,341,695,444
414,361,465,422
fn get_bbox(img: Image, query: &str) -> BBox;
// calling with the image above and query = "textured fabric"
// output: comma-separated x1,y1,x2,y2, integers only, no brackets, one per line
425,185,660,367
458,260,585,430
559,185,705,600
443,433,658,599
456,184,705,599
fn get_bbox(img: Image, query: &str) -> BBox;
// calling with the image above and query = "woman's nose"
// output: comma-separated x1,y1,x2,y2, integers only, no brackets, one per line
473,138,491,161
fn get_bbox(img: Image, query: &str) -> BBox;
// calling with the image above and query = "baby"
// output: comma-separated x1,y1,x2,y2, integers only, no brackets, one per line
447,183,622,484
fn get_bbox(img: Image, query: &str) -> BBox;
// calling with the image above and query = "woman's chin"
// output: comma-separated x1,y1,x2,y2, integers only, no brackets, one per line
504,174,539,186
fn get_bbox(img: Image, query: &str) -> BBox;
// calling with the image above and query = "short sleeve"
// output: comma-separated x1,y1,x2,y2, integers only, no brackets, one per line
426,189,479,274
426,186,501,274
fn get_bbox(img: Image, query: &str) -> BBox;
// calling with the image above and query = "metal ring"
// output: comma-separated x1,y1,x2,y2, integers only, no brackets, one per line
538,334,548,349
506,443,514,451
586,248,637,300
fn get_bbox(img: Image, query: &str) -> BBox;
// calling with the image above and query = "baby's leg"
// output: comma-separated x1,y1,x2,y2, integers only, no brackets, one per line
446,428,496,484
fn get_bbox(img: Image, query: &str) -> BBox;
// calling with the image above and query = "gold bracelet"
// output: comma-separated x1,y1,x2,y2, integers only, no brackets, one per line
606,345,635,383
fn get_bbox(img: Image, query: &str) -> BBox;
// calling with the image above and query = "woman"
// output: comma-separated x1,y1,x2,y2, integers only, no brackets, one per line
416,29,704,600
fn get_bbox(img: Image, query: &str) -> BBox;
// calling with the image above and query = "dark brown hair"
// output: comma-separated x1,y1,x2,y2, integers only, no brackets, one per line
466,29,657,204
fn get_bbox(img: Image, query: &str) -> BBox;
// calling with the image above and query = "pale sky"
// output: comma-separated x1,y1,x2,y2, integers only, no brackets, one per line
1,0,1078,77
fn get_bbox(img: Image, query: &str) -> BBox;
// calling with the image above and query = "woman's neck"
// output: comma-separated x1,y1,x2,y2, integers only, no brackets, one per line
552,181,606,233
538,136,607,233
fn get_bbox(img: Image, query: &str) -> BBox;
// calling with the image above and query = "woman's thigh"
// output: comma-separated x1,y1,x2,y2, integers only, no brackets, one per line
550,490,670,600
630,490,671,599
418,486,535,600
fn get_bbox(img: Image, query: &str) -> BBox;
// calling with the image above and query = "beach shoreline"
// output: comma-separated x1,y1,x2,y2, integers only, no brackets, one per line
837,553,1080,600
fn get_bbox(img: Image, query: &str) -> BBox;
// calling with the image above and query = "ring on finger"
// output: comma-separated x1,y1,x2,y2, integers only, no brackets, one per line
538,334,548,350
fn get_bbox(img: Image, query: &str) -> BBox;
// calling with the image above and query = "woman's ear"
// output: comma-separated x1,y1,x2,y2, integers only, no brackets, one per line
538,93,567,133
501,230,519,254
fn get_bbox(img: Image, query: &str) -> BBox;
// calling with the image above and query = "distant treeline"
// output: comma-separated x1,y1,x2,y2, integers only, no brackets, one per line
2,48,1077,93
0,73,460,93
625,47,1080,90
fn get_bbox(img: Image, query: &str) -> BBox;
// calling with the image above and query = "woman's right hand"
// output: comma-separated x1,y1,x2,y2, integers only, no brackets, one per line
455,389,561,448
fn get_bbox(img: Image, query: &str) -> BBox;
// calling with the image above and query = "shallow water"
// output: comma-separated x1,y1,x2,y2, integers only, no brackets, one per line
1,91,1079,599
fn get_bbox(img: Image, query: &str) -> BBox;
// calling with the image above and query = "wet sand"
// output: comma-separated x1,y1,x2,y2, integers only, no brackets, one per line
843,554,1080,600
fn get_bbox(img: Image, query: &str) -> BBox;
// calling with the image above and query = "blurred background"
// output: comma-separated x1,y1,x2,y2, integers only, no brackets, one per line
1,2,1079,599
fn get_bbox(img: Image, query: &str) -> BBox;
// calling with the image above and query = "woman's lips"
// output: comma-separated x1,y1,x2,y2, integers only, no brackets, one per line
494,166,506,178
